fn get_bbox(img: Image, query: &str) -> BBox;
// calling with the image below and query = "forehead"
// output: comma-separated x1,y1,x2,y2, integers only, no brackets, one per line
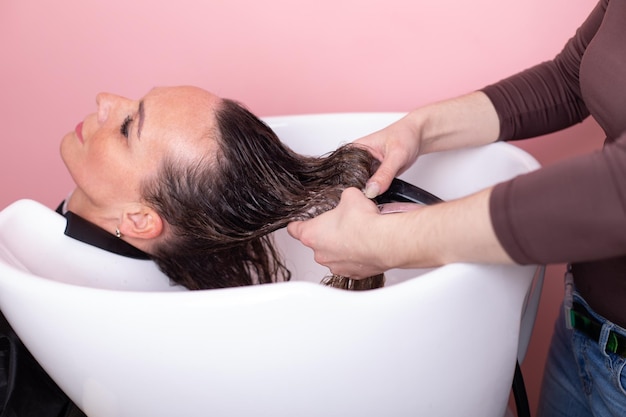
141,86,222,159
144,86,221,121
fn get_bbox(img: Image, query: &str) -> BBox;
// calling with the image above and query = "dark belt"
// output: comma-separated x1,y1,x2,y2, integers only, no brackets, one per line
569,302,626,358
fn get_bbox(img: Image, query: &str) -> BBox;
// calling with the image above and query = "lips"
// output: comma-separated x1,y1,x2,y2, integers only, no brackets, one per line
75,122,84,143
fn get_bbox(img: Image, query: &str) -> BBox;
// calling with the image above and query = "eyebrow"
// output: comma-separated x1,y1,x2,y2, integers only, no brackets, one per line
137,100,145,139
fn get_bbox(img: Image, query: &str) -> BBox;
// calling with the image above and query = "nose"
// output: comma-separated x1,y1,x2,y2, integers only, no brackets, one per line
95,92,131,124
96,92,114,124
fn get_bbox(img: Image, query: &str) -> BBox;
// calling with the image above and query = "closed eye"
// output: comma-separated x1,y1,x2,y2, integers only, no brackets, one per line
120,115,133,138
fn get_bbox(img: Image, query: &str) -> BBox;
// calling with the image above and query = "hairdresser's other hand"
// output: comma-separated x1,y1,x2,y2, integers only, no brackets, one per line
355,114,422,199
287,187,391,278
355,92,501,198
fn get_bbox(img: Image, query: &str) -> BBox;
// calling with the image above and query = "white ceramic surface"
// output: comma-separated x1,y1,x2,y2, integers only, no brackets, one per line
0,113,541,417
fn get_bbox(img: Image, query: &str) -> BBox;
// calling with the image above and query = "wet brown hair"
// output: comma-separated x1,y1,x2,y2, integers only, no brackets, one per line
143,99,383,291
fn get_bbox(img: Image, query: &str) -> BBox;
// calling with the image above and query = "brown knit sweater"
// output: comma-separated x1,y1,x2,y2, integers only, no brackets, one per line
482,0,626,327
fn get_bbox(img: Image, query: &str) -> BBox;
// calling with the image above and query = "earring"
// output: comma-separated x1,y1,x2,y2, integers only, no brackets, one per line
115,228,122,238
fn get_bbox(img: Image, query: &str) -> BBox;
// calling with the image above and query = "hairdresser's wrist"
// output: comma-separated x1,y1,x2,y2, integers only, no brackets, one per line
415,92,500,155
374,207,444,270
377,188,513,269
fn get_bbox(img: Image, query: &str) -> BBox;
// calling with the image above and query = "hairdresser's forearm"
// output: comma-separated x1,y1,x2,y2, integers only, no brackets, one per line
378,187,513,269
411,91,501,155
288,186,513,278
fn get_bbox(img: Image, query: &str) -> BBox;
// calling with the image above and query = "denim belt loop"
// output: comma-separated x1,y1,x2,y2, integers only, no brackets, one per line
599,322,616,358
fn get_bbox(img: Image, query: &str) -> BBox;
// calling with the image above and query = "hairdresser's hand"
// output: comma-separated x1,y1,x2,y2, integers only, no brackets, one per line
355,92,502,198
355,114,422,199
287,188,392,278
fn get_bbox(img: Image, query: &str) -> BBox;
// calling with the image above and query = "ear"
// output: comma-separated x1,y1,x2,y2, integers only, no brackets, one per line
118,205,164,241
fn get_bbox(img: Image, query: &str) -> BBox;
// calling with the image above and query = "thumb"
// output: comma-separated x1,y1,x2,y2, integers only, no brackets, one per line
364,154,405,198
287,220,303,240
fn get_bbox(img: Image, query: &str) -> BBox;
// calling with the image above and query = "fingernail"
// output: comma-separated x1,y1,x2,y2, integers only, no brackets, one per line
364,182,380,199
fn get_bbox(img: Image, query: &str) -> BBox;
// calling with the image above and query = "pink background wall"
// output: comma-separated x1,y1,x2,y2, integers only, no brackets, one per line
1,0,604,412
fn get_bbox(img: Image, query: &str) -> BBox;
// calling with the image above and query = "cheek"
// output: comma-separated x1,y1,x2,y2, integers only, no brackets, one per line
64,140,139,199
87,153,143,198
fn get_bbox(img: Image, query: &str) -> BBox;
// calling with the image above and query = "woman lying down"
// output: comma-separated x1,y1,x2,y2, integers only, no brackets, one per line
59,85,391,291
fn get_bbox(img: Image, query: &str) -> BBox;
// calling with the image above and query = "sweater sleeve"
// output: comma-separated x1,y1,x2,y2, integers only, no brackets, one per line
490,131,626,265
481,0,606,140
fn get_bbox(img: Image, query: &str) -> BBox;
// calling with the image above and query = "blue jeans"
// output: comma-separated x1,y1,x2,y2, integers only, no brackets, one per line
537,294,626,417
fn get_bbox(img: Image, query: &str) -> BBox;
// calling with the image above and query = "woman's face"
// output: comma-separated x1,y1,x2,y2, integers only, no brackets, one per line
61,86,221,214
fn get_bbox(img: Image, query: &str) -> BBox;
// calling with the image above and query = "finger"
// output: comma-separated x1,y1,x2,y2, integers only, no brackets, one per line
364,150,409,197
286,220,303,240
340,188,381,218
341,187,373,205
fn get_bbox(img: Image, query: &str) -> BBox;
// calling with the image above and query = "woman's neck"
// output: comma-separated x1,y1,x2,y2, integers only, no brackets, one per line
66,188,119,235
